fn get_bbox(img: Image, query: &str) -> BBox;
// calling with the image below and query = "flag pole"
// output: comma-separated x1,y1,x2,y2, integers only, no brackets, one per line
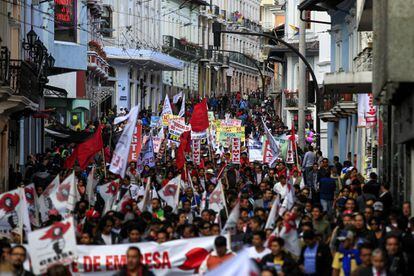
18,186,24,244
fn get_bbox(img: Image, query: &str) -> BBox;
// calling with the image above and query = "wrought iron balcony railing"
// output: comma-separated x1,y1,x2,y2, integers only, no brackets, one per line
162,35,201,61
0,46,10,86
9,59,41,103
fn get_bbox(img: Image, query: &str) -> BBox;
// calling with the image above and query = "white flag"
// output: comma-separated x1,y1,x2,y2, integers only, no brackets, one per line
65,172,79,214
98,180,120,214
221,201,240,235
161,94,173,116
265,195,280,229
138,178,152,212
86,166,98,206
173,91,183,104
0,188,30,238
205,249,258,276
38,175,60,222
112,192,133,215
19,187,32,234
178,93,186,117
267,213,300,257
262,119,280,167
208,181,227,214
159,175,181,210
279,184,295,216
110,105,140,178
24,183,39,227
49,172,77,217
28,217,77,275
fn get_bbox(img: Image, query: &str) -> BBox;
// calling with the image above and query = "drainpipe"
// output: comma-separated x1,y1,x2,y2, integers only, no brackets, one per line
19,118,25,173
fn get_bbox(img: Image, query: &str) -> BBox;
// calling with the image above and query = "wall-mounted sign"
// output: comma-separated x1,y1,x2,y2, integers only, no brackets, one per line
55,0,76,27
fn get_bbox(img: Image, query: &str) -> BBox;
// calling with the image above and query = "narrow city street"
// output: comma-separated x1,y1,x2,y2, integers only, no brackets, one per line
0,0,413,275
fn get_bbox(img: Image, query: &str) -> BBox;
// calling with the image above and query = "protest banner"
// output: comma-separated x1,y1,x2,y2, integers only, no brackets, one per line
70,236,216,276
28,217,77,275
248,138,263,162
167,119,191,145
192,139,201,165
128,124,142,162
191,130,208,145
231,137,241,164
162,114,183,127
216,126,245,146
137,137,155,173
274,134,289,160
207,111,215,122
263,139,273,164
221,119,242,127
150,116,160,127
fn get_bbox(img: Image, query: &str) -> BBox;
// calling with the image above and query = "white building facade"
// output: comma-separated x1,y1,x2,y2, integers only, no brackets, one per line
282,0,331,154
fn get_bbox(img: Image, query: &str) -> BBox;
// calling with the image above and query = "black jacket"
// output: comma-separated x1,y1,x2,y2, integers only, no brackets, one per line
94,232,121,245
298,243,332,276
355,266,396,276
113,266,154,276
261,251,300,275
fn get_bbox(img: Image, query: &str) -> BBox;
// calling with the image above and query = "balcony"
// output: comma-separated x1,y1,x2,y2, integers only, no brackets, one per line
323,47,373,94
88,51,109,79
0,46,10,87
353,47,372,72
318,93,357,122
87,86,114,107
229,52,259,69
9,60,42,103
162,35,201,62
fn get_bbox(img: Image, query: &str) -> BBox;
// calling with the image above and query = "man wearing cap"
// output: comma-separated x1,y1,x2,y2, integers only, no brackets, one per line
299,230,332,276
332,229,361,276
205,169,217,185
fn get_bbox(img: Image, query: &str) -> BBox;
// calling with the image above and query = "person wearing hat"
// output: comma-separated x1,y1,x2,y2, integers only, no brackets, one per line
205,169,217,186
332,229,361,276
298,230,332,276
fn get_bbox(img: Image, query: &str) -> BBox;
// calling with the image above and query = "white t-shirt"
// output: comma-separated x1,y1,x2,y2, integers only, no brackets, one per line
101,233,112,245
247,246,271,262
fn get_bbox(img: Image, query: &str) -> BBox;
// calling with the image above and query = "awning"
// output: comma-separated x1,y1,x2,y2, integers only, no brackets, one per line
298,0,346,11
104,47,184,71
356,0,372,31
44,85,68,98
323,71,372,94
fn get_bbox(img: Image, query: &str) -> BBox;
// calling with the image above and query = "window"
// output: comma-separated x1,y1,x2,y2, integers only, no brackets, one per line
54,0,77,42
101,6,113,38
305,11,311,29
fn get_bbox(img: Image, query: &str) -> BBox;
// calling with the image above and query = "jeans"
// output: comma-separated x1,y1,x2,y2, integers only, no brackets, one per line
320,199,333,215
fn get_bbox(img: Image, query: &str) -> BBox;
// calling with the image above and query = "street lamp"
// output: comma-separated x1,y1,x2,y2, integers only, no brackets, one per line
46,54,55,69
26,29,38,48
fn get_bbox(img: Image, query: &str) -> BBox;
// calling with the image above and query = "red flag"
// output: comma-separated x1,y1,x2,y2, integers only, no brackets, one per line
177,131,191,170
289,122,297,151
64,125,104,169
189,99,209,132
